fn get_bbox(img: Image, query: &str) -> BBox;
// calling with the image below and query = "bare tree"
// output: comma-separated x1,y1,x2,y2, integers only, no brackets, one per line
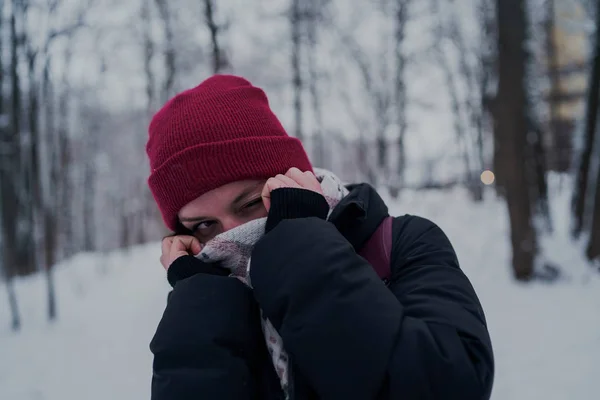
337,23,393,185
0,0,25,329
573,1,600,240
582,4,600,261
0,0,21,330
587,148,600,262
290,0,304,140
203,0,228,73
138,0,160,245
28,1,86,320
155,0,176,103
477,0,496,175
304,0,330,168
392,0,409,195
430,0,484,199
141,0,156,112
587,153,600,263
339,83,376,183
41,56,59,320
11,0,34,276
57,42,74,260
544,0,562,169
494,0,537,280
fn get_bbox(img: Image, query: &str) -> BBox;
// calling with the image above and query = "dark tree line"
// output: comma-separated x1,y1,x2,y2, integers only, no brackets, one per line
1,0,598,334
487,0,600,279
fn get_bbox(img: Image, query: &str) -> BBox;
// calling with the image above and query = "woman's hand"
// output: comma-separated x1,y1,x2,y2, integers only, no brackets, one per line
160,235,203,270
261,167,323,212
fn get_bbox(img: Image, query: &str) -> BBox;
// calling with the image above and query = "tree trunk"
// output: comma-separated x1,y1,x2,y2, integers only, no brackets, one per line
572,3,600,238
82,153,96,251
305,4,324,168
393,0,408,196
44,211,57,320
203,0,227,73
141,0,155,112
434,26,474,195
10,0,35,276
584,5,600,261
155,0,176,103
0,0,21,331
26,44,56,324
476,0,495,184
291,0,303,141
587,155,600,261
140,0,157,245
6,277,21,330
0,160,21,331
529,118,552,231
58,45,73,259
482,0,502,196
41,55,60,321
24,43,40,279
433,0,481,199
495,0,536,280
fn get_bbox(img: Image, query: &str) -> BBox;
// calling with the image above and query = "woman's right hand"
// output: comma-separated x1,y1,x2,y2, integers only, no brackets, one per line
160,235,203,270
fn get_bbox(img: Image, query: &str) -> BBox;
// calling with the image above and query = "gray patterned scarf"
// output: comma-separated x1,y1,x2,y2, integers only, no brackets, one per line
195,168,349,397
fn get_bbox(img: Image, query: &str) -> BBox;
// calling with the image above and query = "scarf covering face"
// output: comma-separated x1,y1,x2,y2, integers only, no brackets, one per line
195,168,350,397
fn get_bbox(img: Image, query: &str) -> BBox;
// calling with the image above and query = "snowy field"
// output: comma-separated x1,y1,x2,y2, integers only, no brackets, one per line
1,184,599,400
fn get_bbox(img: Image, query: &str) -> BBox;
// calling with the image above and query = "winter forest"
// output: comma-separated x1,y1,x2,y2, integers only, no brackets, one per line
0,0,599,398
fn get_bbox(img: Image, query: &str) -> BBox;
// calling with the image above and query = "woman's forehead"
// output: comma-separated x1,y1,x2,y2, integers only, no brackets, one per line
179,180,264,218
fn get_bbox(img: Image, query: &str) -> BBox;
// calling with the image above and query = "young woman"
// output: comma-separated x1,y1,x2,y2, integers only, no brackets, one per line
146,74,494,399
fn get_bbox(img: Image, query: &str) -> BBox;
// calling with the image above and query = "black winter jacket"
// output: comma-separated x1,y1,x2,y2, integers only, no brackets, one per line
150,184,494,399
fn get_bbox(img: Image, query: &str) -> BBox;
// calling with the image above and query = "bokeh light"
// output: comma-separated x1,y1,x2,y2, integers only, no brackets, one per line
480,170,495,185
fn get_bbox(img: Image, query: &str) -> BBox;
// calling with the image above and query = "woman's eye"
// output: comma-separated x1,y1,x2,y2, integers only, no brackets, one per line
243,198,263,209
193,220,216,232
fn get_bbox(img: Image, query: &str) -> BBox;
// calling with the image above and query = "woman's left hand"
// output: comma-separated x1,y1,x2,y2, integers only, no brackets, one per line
261,167,323,212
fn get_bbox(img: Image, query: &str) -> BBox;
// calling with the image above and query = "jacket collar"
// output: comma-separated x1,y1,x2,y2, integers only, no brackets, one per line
329,183,389,251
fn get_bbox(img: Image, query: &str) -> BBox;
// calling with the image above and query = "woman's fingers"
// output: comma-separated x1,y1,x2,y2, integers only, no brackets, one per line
189,238,202,255
262,168,323,212
161,236,174,254
274,173,302,188
160,235,202,269
303,171,323,193
171,236,200,255
160,237,174,270
262,177,285,212
285,168,323,193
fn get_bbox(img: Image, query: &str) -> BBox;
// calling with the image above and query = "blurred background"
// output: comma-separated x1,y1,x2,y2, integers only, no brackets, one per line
0,0,599,398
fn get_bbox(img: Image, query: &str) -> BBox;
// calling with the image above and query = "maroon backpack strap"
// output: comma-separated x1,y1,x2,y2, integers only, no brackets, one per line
358,216,393,282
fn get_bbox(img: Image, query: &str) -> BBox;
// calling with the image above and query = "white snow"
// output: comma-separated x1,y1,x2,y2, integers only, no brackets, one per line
1,181,599,400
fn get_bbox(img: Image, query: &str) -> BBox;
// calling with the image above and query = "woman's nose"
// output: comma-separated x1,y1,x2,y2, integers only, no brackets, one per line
220,216,245,233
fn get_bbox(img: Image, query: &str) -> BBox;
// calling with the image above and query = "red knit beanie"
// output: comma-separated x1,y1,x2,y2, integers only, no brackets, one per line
146,74,312,231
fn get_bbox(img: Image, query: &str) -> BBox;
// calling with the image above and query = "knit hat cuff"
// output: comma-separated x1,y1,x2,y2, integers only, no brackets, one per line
148,136,312,231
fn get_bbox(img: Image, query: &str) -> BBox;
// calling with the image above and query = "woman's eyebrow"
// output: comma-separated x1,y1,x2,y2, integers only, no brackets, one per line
232,182,263,206
179,215,208,223
180,182,265,222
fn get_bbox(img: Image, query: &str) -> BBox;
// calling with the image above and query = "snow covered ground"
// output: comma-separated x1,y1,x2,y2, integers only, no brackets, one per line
1,184,599,400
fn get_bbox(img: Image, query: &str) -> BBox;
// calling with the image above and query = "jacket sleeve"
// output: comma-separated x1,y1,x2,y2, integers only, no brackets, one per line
150,256,265,400
249,214,493,399
384,215,493,399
